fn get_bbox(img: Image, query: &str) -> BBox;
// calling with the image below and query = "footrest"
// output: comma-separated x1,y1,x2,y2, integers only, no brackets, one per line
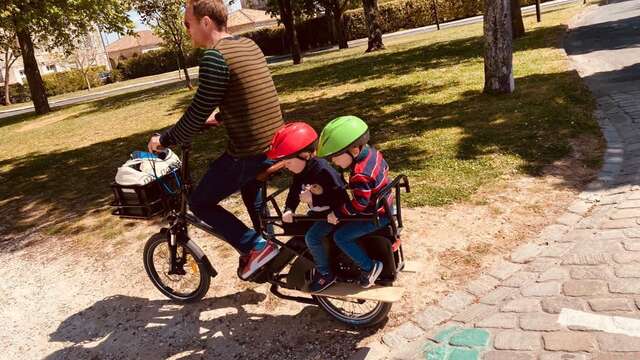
400,260,421,273
301,282,405,303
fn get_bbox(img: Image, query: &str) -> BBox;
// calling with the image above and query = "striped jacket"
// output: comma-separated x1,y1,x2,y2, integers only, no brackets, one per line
160,36,283,157
340,145,392,216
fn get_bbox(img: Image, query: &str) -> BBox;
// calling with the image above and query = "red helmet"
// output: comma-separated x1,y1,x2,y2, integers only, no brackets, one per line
267,122,318,160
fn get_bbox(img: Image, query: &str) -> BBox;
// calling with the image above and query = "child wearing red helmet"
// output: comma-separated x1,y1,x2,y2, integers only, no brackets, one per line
267,122,349,292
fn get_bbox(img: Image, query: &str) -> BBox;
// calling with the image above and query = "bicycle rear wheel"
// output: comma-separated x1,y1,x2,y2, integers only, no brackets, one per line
143,232,211,303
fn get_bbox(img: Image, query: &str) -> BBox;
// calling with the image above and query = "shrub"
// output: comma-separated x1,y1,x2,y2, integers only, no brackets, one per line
42,66,106,96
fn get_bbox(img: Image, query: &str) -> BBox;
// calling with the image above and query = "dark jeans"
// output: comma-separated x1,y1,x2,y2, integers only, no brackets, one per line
189,152,272,254
334,217,389,272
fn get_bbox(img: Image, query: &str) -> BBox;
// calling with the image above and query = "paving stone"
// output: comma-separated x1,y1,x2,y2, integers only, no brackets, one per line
394,322,425,341
493,330,541,350
488,261,523,281
543,332,597,351
439,291,475,313
480,287,516,305
562,254,609,265
592,353,640,360
558,212,584,226
475,312,518,329
538,353,589,360
609,279,640,294
595,230,626,240
415,306,452,330
511,244,543,264
432,325,461,343
382,331,407,348
623,228,640,238
519,313,561,331
611,208,640,219
452,303,495,323
571,266,613,280
538,267,570,282
503,272,539,288
588,298,633,312
613,252,640,264
571,239,624,256
541,297,586,314
538,243,574,258
501,298,541,313
614,264,640,278
563,280,609,297
538,225,570,243
526,258,561,273
598,333,640,351
446,347,479,360
448,328,490,347
561,229,596,243
521,282,561,297
568,200,594,215
466,275,500,297
482,351,535,360
623,239,640,251
601,219,638,229
618,200,640,209
353,342,391,360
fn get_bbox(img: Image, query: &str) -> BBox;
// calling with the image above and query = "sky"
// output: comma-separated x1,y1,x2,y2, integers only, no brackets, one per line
103,1,241,45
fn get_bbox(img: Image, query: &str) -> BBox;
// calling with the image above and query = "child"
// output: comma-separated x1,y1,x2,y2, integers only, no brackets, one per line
317,115,391,288
267,122,349,292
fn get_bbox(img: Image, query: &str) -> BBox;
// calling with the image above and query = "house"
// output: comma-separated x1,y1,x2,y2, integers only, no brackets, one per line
227,8,278,34
105,30,164,67
0,28,110,86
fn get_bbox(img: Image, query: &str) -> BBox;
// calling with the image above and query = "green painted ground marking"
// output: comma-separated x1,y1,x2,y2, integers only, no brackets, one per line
448,329,490,347
448,348,479,360
432,326,461,343
424,345,449,360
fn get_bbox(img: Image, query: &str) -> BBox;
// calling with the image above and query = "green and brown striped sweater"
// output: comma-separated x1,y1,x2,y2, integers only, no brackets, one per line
160,36,283,157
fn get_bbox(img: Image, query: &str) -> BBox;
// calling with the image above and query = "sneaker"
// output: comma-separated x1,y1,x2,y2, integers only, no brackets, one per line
359,260,383,288
237,254,250,279
308,270,337,293
239,241,280,280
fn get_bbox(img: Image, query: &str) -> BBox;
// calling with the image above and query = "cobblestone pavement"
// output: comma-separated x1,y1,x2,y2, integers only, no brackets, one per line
353,1,640,359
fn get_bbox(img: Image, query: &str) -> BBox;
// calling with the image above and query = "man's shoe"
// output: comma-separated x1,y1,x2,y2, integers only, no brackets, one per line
308,271,337,293
237,254,250,279
239,241,279,280
359,260,383,288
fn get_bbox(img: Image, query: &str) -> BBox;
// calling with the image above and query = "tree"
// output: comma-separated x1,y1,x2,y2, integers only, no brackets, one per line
62,32,101,91
134,0,193,89
362,0,384,52
1,0,133,114
511,0,525,39
318,0,356,49
483,0,514,94
277,0,303,64
0,29,20,105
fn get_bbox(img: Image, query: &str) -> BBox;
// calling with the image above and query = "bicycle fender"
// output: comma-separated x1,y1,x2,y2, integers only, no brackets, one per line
185,240,218,278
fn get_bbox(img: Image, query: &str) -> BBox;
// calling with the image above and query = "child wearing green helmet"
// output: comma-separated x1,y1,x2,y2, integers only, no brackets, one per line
317,115,392,288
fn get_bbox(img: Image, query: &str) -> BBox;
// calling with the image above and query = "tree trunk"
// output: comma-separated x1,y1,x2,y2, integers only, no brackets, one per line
511,0,525,39
483,0,514,94
362,0,384,52
332,0,348,49
3,53,11,105
278,0,302,64
177,46,193,89
15,28,50,114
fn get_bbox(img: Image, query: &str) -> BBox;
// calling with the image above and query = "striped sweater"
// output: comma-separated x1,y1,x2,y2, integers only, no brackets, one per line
160,36,283,157
340,145,392,217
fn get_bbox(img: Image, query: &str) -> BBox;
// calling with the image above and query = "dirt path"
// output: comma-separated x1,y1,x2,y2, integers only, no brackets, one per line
1,140,599,359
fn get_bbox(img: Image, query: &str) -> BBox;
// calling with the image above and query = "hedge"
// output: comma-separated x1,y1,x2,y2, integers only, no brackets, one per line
42,66,106,97
119,47,204,80
243,0,554,56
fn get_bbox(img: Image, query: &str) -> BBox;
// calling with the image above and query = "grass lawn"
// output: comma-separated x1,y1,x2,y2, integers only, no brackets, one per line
0,3,601,250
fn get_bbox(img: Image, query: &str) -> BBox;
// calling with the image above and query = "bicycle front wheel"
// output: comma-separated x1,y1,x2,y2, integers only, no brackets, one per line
143,232,211,303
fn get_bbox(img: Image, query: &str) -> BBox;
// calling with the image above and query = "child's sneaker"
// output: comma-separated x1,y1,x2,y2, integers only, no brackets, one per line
308,270,336,292
359,260,383,288
239,241,279,280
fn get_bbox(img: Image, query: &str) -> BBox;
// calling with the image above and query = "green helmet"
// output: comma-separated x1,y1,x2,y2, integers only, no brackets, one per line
317,116,370,158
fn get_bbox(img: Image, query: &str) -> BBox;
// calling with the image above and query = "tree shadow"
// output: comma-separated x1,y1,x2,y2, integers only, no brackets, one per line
273,25,566,95
565,14,640,56
44,290,376,359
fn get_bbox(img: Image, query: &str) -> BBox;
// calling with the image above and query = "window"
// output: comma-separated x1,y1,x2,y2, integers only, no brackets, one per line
46,64,57,72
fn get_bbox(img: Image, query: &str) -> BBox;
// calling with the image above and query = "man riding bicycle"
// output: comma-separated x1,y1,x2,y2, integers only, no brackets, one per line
147,0,283,280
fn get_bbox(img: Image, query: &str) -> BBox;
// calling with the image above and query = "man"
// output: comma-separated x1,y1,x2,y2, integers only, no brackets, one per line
147,0,283,280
